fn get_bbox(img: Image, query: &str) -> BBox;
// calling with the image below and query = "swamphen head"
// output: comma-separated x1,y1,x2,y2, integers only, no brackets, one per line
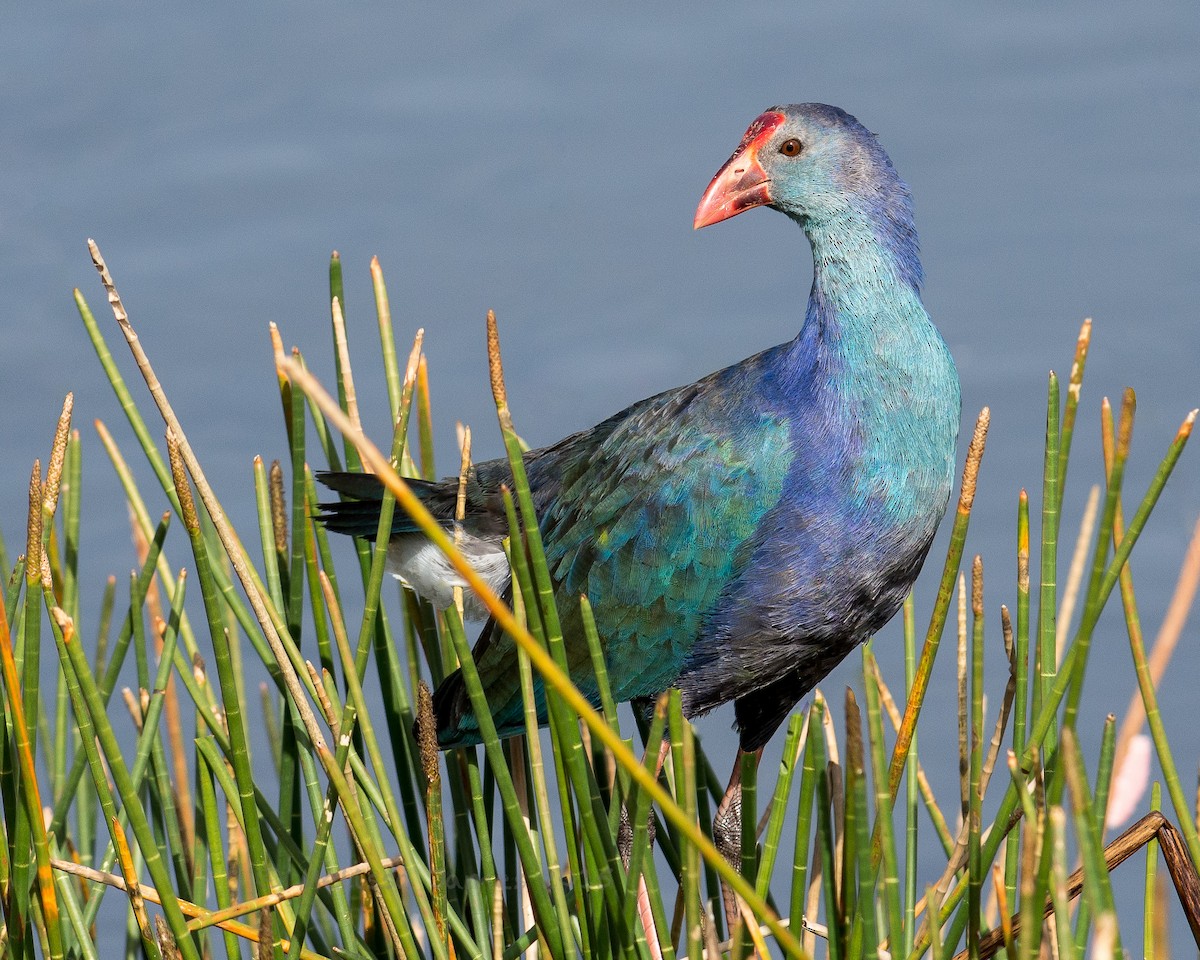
695,103,916,250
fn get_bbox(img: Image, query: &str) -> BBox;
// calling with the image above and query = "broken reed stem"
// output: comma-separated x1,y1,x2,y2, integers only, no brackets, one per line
87,240,331,801
955,811,1200,960
331,296,363,441
91,243,425,951
48,858,336,959
1055,484,1101,662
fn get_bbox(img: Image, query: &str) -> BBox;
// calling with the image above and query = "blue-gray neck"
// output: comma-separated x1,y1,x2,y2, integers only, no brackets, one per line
787,201,961,522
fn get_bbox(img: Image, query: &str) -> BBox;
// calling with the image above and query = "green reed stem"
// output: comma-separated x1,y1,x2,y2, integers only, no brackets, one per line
757,712,805,902
441,605,568,957
1064,391,1135,730
864,651,903,956
902,593,918,954
789,701,821,950
1047,807,1076,960
887,408,989,800
1145,782,1162,960
1061,728,1120,956
55,606,200,960
1035,373,1060,741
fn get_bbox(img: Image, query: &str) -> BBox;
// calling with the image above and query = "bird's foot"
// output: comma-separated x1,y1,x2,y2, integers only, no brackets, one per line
617,804,657,868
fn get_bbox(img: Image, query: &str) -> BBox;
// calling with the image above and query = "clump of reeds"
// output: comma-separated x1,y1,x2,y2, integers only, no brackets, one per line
0,243,1198,960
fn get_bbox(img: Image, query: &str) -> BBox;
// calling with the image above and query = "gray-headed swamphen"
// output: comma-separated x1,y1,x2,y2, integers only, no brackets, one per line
320,102,960,932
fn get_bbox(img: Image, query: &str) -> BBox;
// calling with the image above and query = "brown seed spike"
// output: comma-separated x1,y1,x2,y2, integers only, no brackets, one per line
26,460,43,586
42,393,74,518
269,460,288,557
957,408,990,516
486,309,510,422
844,687,864,776
1000,605,1014,666
416,681,440,786
971,555,984,617
1116,388,1136,458
167,430,199,534
257,904,275,960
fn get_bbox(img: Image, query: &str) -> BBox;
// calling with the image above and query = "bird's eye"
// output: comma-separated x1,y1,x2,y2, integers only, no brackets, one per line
779,138,803,157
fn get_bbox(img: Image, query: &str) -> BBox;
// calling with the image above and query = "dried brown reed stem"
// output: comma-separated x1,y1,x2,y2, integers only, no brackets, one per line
331,295,364,441
49,858,336,958
112,816,157,953
1055,483,1100,662
956,811,1200,960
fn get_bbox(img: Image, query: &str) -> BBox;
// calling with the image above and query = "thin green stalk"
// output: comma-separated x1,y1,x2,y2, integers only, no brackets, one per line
846,689,877,960
1061,728,1121,956
1035,374,1061,735
1144,782,1162,960
1048,807,1076,960
887,408,989,799
1071,715,1117,958
168,438,274,906
671,693,702,960
53,431,83,799
370,257,404,421
0,596,63,959
1006,490,1030,915
740,746,758,894
14,461,45,951
196,743,242,960
902,593,919,954
812,706,840,960
1064,391,1136,729
76,573,117,850
756,712,805,901
285,707,358,959
788,701,821,945
441,605,568,958
54,870,100,960
48,517,166,840
864,650,903,956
